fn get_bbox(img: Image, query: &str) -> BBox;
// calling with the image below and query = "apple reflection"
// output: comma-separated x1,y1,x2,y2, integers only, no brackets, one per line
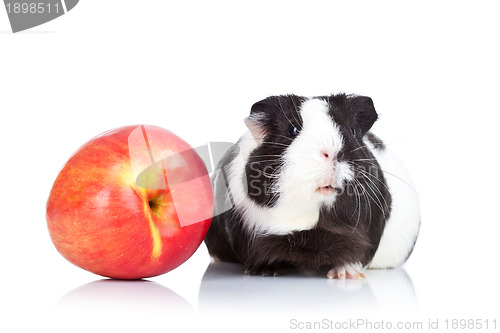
55,279,193,314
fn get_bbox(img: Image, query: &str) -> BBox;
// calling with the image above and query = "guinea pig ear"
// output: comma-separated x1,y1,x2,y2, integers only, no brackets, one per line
244,98,275,143
244,114,266,143
351,96,378,135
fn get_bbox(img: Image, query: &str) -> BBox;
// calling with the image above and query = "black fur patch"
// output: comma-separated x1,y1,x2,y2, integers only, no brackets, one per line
245,95,305,207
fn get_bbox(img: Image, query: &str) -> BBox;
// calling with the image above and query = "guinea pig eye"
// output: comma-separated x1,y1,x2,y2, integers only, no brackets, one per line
350,127,356,136
289,125,299,137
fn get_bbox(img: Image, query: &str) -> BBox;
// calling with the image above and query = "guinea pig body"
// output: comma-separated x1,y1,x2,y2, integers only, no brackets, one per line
204,94,420,278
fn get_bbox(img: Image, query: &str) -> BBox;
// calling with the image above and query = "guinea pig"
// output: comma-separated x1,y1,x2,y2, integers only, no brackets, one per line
204,93,420,279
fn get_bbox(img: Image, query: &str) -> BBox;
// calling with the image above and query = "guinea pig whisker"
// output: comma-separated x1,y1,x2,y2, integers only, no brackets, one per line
347,183,359,219
355,167,391,198
349,160,391,191
250,154,284,158
352,158,377,162
351,159,416,192
259,142,291,148
349,182,362,235
291,97,303,127
380,170,418,193
278,97,302,131
238,134,294,143
349,139,404,155
330,202,340,225
362,177,390,216
284,96,303,130
269,133,295,142
346,144,370,154
353,165,385,192
351,158,378,165
346,140,390,154
354,169,389,218
341,133,361,148
247,159,283,165
358,178,373,229
352,177,372,229
261,172,281,179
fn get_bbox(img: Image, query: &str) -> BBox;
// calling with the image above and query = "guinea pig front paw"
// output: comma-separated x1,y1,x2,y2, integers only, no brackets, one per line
326,264,365,280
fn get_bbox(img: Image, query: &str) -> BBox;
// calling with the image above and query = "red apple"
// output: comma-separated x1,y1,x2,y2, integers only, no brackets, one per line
46,125,213,279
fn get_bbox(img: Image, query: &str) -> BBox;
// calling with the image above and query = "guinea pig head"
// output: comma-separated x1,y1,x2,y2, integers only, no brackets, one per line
243,94,378,209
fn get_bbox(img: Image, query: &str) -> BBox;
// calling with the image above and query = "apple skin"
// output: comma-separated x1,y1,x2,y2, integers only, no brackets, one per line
46,125,214,279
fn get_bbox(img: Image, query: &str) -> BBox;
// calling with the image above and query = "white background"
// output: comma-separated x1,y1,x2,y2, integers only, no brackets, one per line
1,1,499,332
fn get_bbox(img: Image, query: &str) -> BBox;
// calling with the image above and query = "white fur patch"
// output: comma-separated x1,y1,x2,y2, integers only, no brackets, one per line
367,140,421,269
278,98,353,206
224,98,354,235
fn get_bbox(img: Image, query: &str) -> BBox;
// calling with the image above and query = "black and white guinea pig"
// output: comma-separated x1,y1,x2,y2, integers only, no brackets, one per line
204,93,420,279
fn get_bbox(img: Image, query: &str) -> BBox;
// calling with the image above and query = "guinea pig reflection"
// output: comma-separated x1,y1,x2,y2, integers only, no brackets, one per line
198,261,417,314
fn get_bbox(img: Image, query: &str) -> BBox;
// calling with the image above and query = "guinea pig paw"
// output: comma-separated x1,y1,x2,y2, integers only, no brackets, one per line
261,269,280,277
326,265,366,280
